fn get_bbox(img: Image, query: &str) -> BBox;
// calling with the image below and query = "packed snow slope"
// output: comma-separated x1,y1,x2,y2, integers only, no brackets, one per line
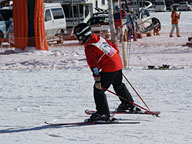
0,12,192,144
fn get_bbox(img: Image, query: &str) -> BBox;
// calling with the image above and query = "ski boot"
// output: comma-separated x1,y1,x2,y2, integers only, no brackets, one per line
116,103,141,113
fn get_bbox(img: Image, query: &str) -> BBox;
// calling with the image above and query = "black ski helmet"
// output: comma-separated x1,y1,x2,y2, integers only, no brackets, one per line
74,23,92,44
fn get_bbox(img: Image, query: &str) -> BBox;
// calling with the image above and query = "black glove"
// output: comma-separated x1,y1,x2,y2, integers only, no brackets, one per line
94,76,102,90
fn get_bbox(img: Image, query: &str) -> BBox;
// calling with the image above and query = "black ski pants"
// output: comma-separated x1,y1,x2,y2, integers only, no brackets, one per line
93,69,134,115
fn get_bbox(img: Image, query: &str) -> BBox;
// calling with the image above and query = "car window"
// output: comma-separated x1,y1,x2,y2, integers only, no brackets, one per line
155,2,165,5
88,16,109,25
45,9,52,21
101,17,109,23
51,8,64,19
85,5,89,17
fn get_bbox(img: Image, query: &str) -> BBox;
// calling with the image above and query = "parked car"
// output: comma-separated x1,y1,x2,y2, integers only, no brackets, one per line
155,0,167,12
177,2,192,11
87,13,111,39
44,3,67,37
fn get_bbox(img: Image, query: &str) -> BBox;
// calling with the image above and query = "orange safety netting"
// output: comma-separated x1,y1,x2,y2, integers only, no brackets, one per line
12,0,48,51
13,0,28,50
33,0,48,51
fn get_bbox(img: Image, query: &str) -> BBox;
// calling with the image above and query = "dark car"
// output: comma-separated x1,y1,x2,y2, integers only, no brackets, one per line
87,13,111,39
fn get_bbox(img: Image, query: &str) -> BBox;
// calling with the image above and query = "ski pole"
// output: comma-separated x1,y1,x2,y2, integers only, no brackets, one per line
102,87,159,117
122,73,150,111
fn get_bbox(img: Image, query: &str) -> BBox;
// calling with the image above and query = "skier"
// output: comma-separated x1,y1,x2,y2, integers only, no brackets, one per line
114,6,121,30
74,23,141,122
113,6,126,41
170,7,181,37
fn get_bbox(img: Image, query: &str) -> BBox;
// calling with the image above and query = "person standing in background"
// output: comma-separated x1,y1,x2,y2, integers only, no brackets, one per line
113,6,126,41
170,7,181,37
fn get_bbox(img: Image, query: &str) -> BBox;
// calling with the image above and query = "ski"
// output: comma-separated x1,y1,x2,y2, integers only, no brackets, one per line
85,109,160,116
45,120,140,126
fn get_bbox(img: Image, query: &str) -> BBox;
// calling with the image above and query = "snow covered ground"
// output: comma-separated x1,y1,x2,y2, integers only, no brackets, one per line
0,12,192,144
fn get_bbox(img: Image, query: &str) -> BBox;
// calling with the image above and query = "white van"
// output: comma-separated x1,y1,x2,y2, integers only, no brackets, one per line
155,0,166,12
44,3,67,37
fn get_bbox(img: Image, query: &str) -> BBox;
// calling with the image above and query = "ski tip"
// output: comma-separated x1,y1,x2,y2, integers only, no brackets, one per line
144,111,161,117
155,114,160,117
45,121,50,125
153,112,161,117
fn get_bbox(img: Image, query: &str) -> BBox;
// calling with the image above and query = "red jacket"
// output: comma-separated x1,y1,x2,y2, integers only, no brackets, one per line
84,34,123,74
171,11,180,24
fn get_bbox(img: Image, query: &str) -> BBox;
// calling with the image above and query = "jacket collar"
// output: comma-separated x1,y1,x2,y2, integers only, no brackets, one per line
85,34,100,47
